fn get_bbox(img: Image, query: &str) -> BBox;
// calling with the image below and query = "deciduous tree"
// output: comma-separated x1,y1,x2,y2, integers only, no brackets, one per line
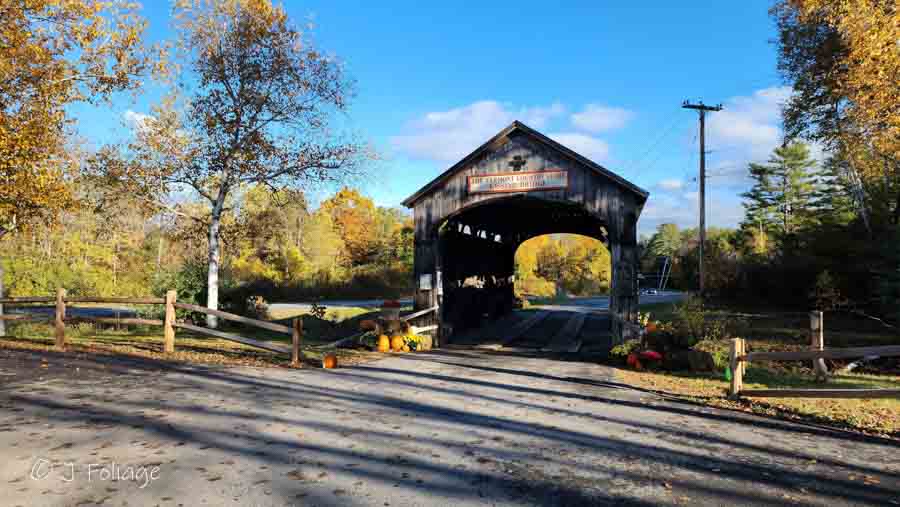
102,0,368,326
0,0,159,238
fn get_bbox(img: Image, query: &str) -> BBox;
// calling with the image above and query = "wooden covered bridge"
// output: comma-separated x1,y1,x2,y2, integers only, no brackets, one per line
402,121,648,348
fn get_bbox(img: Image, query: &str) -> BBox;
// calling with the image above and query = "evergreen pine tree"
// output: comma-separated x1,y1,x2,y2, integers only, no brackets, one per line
740,143,820,249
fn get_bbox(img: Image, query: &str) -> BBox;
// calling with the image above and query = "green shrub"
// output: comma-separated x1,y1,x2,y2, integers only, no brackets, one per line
664,295,730,348
692,338,731,370
610,339,641,359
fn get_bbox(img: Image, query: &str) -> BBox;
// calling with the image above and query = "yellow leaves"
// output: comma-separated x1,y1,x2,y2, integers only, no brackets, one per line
1,0,162,236
792,0,900,162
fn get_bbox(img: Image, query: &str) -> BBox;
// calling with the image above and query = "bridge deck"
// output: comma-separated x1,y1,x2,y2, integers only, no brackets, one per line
449,309,612,357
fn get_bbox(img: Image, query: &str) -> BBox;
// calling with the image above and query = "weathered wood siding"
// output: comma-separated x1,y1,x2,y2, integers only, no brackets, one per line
408,127,645,344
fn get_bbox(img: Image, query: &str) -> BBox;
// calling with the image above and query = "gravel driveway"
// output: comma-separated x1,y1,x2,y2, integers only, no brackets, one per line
0,347,897,506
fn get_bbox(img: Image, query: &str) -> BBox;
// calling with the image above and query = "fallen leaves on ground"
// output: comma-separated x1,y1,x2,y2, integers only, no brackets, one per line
615,367,900,440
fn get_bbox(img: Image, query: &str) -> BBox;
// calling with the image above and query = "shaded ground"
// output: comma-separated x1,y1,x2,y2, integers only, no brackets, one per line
451,310,613,357
1,347,898,506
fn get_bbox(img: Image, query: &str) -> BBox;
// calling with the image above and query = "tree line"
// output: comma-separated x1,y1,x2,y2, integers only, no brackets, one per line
643,1,899,324
2,0,896,324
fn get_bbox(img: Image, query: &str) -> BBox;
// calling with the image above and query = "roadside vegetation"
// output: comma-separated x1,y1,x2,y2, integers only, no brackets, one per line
614,298,900,438
0,304,383,368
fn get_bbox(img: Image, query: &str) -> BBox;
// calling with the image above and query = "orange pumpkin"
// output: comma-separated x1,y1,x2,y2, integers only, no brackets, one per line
391,335,404,352
402,344,411,353
377,335,391,353
322,354,338,369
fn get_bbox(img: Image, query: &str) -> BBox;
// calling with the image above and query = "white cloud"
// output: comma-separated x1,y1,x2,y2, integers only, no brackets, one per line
391,100,565,162
656,178,683,191
639,189,743,236
570,104,634,133
706,86,791,163
122,109,155,132
547,133,610,163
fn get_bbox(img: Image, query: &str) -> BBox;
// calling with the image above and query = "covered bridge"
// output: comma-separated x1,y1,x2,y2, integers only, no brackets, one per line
402,121,648,346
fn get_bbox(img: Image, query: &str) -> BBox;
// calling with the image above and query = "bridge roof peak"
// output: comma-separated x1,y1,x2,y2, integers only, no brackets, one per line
402,121,648,208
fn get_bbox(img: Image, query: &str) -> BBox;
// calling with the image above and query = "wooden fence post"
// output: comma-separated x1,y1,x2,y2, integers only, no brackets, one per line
164,290,176,353
729,338,743,398
740,338,749,380
292,318,303,367
55,288,66,349
810,311,828,381
0,269,6,337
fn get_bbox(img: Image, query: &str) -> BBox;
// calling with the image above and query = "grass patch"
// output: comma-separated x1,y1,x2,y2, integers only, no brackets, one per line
637,301,678,320
617,367,900,438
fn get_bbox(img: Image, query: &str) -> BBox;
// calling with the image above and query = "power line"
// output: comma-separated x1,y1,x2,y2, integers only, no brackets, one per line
621,111,688,176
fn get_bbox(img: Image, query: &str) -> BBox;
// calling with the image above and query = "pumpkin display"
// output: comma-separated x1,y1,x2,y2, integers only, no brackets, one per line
377,335,391,353
322,354,338,369
391,335,404,352
402,345,411,353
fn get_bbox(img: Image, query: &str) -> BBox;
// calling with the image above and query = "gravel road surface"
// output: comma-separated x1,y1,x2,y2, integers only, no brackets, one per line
0,347,897,506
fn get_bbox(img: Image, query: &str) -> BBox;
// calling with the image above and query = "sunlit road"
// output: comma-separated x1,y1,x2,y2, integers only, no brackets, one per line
535,291,685,313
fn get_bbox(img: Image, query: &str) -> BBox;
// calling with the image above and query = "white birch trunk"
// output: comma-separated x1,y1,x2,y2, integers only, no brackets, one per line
206,188,227,329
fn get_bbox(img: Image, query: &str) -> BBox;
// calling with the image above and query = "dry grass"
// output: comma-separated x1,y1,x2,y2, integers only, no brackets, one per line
1,319,380,369
617,302,900,438
616,367,900,438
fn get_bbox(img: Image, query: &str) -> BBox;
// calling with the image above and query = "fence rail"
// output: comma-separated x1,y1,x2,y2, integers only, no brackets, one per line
402,305,439,322
174,302,293,335
0,297,55,304
729,311,900,399
66,296,164,305
174,321,293,355
0,288,303,366
744,345,900,362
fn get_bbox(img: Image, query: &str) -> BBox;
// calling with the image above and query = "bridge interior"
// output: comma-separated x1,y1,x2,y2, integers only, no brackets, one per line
449,308,613,357
437,195,611,351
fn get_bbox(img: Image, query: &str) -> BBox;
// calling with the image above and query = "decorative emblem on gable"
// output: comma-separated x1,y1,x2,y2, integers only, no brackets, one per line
508,155,527,171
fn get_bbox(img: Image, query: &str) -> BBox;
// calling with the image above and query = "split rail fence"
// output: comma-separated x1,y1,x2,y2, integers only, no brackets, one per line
729,311,900,399
0,289,304,366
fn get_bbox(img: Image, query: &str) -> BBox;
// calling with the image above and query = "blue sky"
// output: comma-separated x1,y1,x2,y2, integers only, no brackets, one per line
73,1,793,236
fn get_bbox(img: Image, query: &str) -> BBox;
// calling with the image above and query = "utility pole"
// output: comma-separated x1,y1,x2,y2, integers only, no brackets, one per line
682,100,722,295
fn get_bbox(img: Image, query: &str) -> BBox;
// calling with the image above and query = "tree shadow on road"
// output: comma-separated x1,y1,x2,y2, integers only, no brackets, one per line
1,347,898,506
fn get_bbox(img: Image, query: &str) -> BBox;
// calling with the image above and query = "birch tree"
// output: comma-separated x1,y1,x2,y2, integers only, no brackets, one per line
104,0,367,326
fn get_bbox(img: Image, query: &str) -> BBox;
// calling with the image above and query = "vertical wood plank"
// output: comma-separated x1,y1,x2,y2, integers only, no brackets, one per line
164,290,177,353
740,336,747,377
292,318,303,367
810,311,828,381
730,338,744,398
0,270,5,337
55,288,66,349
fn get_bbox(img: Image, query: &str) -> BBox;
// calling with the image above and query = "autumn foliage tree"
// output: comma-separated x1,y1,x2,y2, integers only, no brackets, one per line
0,0,159,238
774,0,899,228
101,0,368,326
